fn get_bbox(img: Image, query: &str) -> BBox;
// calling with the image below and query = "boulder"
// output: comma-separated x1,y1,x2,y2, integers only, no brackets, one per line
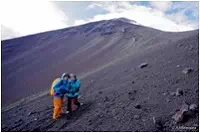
176,88,183,96
139,63,148,68
172,103,189,123
189,104,198,112
182,68,193,74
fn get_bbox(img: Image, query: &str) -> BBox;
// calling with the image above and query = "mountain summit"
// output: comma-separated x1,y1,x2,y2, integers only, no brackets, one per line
111,17,140,25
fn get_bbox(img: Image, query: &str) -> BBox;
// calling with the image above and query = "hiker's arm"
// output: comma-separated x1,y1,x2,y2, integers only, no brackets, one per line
74,80,81,92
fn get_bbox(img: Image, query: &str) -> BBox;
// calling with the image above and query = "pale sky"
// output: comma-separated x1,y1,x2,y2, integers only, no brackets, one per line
1,1,199,40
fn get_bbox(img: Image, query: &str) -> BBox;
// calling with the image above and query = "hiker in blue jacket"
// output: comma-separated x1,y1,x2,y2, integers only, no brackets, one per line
66,73,82,113
51,73,70,119
53,73,69,98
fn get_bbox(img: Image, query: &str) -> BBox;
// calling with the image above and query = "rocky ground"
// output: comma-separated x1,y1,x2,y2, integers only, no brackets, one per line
1,18,199,131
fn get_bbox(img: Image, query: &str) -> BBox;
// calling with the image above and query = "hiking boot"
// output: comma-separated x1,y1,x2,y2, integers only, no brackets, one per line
66,111,71,114
77,102,83,109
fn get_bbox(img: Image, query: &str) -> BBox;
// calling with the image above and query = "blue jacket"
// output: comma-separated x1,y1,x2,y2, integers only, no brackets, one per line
53,79,69,97
66,79,80,98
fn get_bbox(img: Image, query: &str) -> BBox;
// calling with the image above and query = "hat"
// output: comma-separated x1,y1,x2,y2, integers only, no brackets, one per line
69,73,76,79
69,73,74,77
61,73,67,79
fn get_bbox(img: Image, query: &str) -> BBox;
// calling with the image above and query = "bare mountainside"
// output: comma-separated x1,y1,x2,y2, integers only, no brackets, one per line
1,18,199,131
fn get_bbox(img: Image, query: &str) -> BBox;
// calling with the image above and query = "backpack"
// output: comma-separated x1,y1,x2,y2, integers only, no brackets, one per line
49,78,60,96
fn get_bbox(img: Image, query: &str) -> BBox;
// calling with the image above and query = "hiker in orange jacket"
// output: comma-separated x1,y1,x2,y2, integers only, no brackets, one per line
50,73,70,120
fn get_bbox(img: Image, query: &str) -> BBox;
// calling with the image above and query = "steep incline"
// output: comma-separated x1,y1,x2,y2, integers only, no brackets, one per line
2,19,197,107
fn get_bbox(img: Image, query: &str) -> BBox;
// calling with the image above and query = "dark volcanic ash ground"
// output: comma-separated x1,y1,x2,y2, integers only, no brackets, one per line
1,18,199,131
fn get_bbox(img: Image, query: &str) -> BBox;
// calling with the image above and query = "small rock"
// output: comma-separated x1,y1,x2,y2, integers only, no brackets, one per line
129,96,135,100
104,96,109,102
128,90,137,100
34,118,37,121
170,92,176,96
180,103,189,112
189,47,194,51
134,103,141,109
176,88,183,96
178,44,183,47
153,116,164,130
182,68,193,74
176,65,180,68
189,104,198,112
124,69,129,72
15,119,23,124
163,92,167,96
152,116,156,124
133,115,140,120
167,61,171,64
142,119,146,122
97,114,103,118
105,104,110,108
166,98,170,103
129,90,137,94
139,63,148,68
28,111,35,117
175,79,180,83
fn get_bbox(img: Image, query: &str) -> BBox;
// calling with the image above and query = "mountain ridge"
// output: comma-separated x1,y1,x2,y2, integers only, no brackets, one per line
2,17,198,41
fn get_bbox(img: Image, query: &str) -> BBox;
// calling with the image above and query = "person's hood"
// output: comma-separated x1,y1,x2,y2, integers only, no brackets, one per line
61,73,67,79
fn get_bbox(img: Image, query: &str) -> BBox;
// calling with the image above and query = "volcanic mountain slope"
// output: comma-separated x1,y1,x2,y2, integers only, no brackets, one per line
1,18,199,131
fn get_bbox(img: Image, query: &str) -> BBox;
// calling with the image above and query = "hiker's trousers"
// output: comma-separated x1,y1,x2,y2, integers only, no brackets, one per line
67,96,80,112
53,96,64,120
